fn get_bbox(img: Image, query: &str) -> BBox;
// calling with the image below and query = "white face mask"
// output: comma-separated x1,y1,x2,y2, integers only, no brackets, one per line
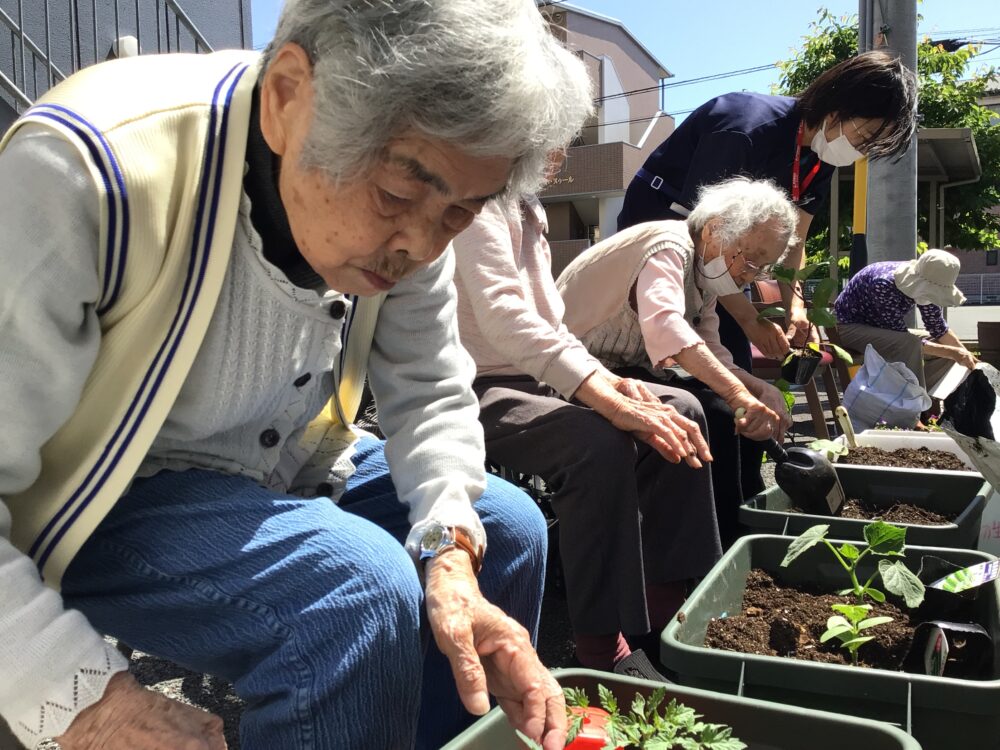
811,117,864,167
695,253,741,297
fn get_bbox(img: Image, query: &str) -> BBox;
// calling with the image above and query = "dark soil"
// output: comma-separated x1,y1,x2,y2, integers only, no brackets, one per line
704,569,915,670
838,446,971,471
789,497,955,525
839,498,954,525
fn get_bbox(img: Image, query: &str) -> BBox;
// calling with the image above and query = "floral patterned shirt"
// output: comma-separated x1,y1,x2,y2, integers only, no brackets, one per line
833,261,948,340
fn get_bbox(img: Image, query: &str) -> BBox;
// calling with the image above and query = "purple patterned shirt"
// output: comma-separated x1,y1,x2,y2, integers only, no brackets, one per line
833,261,949,340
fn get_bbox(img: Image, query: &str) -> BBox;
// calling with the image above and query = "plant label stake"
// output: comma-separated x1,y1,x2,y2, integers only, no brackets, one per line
763,437,846,516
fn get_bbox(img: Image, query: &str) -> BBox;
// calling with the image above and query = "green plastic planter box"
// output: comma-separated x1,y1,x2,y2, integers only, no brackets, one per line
661,535,1000,750
442,667,920,749
741,468,989,548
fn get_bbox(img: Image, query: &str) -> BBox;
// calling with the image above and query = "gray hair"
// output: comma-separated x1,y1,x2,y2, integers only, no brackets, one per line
687,177,799,258
262,0,594,196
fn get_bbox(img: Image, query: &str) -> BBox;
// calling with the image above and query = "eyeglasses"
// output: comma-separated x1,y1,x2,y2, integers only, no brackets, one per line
736,249,774,281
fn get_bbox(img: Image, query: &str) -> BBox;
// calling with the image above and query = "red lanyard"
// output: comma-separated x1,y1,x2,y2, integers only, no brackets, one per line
792,121,821,203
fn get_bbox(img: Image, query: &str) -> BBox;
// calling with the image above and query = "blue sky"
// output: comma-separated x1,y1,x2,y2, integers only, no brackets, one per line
250,1,1000,122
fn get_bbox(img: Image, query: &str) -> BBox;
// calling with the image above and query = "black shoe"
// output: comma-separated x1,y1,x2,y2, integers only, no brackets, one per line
613,649,673,683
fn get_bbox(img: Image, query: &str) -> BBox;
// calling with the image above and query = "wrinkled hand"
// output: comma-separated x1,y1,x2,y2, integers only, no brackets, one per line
613,376,663,404
604,392,712,468
949,347,978,370
425,550,567,750
731,393,782,441
785,308,818,348
756,383,793,440
746,318,791,360
57,671,226,750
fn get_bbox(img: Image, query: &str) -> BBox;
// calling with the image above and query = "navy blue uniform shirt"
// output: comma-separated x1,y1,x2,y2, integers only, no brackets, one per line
617,92,834,230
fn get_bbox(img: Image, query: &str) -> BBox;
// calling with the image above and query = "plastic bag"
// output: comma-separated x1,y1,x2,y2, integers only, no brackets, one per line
843,344,931,431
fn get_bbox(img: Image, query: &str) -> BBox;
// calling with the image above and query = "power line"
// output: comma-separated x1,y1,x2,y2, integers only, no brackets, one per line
595,63,775,103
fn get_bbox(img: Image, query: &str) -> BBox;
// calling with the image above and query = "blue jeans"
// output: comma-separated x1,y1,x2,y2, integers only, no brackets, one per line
62,438,547,749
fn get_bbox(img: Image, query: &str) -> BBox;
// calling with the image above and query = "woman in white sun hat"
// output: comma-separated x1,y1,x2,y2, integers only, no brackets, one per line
834,249,976,393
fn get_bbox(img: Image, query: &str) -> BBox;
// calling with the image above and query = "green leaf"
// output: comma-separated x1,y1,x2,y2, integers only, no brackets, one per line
796,262,827,282
782,389,795,413
861,586,886,603
811,277,837,310
780,524,829,567
566,712,583,745
809,439,849,457
828,342,855,364
755,305,786,321
831,603,871,624
631,693,646,721
772,265,797,284
841,635,875,649
563,686,589,708
821,622,854,642
514,730,543,750
864,521,906,556
806,341,822,353
837,543,860,561
879,559,926,608
598,683,617,714
782,351,795,366
808,307,839,328
858,616,894,630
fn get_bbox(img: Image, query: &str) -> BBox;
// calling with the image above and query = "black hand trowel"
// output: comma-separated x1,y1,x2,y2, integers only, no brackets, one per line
761,437,845,516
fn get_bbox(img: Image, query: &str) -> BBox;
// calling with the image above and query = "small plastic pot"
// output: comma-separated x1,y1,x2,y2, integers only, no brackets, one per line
781,350,821,384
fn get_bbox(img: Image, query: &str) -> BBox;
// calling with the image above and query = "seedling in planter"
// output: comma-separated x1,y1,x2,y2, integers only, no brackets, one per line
761,263,854,384
808,438,849,462
820,603,894,665
780,521,926,608
517,684,747,749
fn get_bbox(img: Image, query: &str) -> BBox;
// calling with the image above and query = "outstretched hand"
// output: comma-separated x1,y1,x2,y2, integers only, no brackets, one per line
424,550,567,750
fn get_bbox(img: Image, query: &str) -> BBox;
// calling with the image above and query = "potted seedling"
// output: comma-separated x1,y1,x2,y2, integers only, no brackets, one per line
757,263,853,386
659,531,1000,750
779,521,926,608
517,684,747,750
443,668,920,750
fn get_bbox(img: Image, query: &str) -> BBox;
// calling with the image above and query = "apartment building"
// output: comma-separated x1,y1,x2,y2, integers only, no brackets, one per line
537,2,675,276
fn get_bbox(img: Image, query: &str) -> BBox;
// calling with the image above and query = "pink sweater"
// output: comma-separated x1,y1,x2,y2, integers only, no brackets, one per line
452,197,601,398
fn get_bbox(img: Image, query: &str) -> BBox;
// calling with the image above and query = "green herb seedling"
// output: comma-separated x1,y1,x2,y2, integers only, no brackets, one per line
820,603,894,665
515,684,748,749
781,521,926,608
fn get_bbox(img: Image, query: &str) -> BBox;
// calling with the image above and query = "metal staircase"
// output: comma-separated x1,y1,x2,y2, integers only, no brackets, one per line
0,0,235,118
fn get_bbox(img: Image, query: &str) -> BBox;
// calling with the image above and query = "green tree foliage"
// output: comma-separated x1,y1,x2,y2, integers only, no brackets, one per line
773,9,1000,263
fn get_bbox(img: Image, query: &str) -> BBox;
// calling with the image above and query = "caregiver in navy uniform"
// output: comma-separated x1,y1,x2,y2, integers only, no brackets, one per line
618,50,917,368
617,49,916,503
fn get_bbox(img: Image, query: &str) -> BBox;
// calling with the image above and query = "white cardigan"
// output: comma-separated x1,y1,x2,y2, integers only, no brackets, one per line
0,53,487,747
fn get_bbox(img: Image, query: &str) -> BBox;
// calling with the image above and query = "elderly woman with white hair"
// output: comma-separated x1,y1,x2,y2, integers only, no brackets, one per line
834,250,977,393
557,178,796,546
0,1,592,749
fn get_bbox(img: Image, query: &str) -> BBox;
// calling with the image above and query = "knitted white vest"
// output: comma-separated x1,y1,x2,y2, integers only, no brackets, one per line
557,220,705,370
0,52,381,587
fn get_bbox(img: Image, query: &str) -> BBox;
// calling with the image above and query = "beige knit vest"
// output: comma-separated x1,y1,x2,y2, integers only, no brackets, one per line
557,220,705,370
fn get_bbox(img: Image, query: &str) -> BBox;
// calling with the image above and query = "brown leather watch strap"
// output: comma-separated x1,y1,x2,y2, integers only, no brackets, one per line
451,527,484,576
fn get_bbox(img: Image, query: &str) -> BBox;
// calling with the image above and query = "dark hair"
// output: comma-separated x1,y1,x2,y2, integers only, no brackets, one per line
797,50,917,161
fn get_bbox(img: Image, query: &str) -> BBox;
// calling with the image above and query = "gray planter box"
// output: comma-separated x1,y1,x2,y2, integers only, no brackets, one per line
741,469,989,548
660,535,1000,750
442,667,920,749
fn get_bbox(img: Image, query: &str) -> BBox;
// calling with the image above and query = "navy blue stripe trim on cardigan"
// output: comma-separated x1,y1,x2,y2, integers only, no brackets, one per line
33,63,250,571
24,105,129,314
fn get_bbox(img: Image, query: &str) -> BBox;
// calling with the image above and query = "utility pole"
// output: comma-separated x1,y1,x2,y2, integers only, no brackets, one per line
859,0,918,266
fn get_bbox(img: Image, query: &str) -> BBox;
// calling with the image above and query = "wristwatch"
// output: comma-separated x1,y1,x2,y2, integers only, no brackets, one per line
418,524,484,575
